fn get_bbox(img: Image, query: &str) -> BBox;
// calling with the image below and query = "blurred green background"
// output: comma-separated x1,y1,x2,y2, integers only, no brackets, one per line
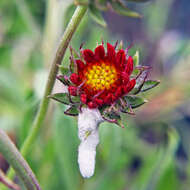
1,0,190,189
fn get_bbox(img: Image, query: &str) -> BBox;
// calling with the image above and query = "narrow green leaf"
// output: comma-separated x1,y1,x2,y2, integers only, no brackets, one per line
133,51,139,67
120,104,135,115
70,47,80,59
64,105,79,116
89,4,107,27
141,80,160,92
69,47,80,73
102,109,121,122
123,95,148,108
111,1,142,18
48,93,70,105
70,96,80,104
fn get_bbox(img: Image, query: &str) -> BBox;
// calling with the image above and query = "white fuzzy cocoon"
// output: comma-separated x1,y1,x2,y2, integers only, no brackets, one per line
78,108,103,178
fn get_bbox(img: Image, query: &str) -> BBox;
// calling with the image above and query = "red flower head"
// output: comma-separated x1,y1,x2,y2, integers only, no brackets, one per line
50,41,160,126
68,43,136,109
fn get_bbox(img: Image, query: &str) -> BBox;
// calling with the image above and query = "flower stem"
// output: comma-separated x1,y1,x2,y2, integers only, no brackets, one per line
3,5,87,186
21,4,87,156
0,129,41,190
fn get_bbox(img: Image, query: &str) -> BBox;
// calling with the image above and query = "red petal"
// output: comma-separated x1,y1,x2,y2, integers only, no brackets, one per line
125,56,134,75
68,86,78,96
116,49,126,69
104,93,112,104
88,101,98,109
107,43,116,61
94,98,103,106
95,45,105,60
70,73,79,85
80,94,87,104
76,60,85,72
123,79,136,94
115,86,123,98
82,49,95,63
121,72,129,84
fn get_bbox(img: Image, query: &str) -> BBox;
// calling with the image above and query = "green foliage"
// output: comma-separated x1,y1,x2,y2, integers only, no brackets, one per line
141,80,160,92
64,105,79,116
111,1,142,18
89,3,107,27
59,66,70,76
75,0,148,26
48,93,70,105
123,95,148,109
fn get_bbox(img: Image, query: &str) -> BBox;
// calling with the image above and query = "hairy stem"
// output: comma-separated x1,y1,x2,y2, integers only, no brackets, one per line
0,129,41,190
3,5,87,186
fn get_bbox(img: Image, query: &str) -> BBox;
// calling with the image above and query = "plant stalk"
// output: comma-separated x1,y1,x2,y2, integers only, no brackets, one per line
0,129,41,190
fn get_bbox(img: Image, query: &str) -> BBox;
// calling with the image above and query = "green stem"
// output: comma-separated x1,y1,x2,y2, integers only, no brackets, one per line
3,5,87,187
21,4,87,157
0,129,41,190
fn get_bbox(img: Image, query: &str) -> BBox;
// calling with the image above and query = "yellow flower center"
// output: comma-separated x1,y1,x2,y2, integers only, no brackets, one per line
84,63,117,91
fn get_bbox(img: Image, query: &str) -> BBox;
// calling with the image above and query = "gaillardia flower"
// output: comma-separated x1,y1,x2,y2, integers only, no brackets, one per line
49,41,160,178
68,43,136,109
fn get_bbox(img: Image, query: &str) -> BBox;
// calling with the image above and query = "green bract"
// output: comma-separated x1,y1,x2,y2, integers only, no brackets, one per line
74,0,152,26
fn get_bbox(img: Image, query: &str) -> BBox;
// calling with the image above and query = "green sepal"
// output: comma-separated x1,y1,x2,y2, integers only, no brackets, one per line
103,110,120,120
70,95,80,104
133,51,139,67
123,95,148,109
69,47,79,73
130,70,148,94
70,46,80,59
64,105,79,116
89,3,107,27
120,103,135,115
59,66,70,76
141,80,160,92
102,108,121,124
111,1,142,18
56,75,70,86
48,93,70,105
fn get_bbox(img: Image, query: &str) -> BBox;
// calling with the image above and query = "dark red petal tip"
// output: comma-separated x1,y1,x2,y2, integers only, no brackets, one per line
121,72,129,84
125,56,134,75
107,43,116,61
116,49,126,69
95,45,105,60
94,98,103,106
68,86,78,96
70,73,79,85
75,60,85,71
104,93,113,104
88,101,98,109
115,86,122,98
124,79,136,94
82,49,95,63
80,94,87,104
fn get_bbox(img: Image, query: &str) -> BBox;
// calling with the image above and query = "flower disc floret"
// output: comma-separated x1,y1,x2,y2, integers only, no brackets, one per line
84,63,117,91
